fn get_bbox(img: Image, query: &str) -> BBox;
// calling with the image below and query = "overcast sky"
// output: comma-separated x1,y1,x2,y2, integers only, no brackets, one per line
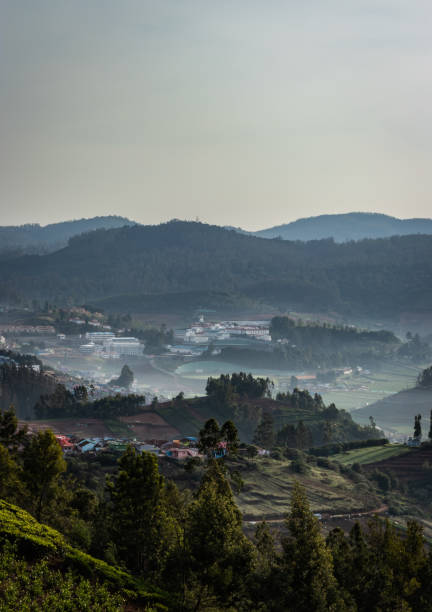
1,1,432,229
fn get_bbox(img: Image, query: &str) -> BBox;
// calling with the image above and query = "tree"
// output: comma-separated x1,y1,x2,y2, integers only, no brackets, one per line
0,406,27,450
110,365,134,389
296,420,313,450
73,385,88,402
220,420,239,456
22,430,66,520
414,414,422,439
274,481,342,611
108,447,175,577
0,444,23,501
183,460,255,610
277,423,297,447
418,365,432,388
253,411,275,448
198,418,221,457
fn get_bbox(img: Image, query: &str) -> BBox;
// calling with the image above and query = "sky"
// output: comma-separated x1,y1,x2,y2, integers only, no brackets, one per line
1,1,432,230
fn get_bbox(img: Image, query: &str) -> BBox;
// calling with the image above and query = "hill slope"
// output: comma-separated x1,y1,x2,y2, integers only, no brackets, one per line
354,386,432,435
0,215,135,255
255,212,432,242
1,220,432,317
0,499,166,609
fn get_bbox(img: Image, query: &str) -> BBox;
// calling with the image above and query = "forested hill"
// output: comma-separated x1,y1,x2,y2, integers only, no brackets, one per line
1,220,432,317
0,215,134,255
254,212,432,242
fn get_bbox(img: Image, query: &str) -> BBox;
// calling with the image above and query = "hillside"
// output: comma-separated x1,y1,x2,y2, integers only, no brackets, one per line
0,500,166,609
354,386,432,435
0,215,134,255
1,220,432,318
27,391,378,446
254,212,432,242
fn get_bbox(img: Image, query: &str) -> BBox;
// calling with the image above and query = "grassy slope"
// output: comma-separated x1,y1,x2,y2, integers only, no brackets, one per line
233,457,380,519
159,456,381,520
0,500,167,609
331,444,412,465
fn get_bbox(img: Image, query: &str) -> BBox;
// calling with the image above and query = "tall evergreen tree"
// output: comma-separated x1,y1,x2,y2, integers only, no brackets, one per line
22,429,66,521
184,460,255,610
274,481,342,611
108,447,175,578
414,414,422,439
429,409,432,440
253,411,275,448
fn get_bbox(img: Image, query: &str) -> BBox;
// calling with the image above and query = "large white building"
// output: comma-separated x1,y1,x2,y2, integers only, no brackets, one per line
86,331,116,344
103,337,143,356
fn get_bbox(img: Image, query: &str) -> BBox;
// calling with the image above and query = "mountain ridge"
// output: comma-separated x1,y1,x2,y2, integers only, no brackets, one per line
1,220,432,317
251,212,432,242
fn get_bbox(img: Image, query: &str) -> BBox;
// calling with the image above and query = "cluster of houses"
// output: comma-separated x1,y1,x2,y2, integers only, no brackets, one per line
181,316,271,345
54,434,205,460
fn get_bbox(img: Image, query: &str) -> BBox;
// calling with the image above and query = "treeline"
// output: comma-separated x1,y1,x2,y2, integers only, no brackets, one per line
126,325,174,353
2,409,432,610
270,316,398,346
206,371,272,402
309,438,389,457
418,364,432,388
34,385,146,419
0,349,41,367
217,345,384,370
0,363,56,418
1,221,432,316
201,375,378,447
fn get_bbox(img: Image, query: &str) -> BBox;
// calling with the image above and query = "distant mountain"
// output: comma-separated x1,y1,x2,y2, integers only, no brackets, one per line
1,220,432,318
0,215,135,255
253,212,432,242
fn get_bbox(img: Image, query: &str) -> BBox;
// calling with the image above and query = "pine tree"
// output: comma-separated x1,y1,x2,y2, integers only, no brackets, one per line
220,419,239,455
428,409,432,440
275,481,342,611
296,420,313,449
184,460,255,610
414,414,422,439
108,447,175,577
198,418,221,457
22,429,66,521
0,406,28,450
253,411,275,448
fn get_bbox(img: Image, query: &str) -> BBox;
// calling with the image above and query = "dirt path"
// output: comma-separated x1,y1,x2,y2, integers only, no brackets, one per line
244,504,388,524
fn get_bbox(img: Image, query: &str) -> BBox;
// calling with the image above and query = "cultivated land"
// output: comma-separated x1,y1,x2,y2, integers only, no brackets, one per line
330,444,412,465
233,457,379,519
159,455,382,521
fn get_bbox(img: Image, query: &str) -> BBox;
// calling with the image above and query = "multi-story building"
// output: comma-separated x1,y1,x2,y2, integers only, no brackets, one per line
103,337,143,356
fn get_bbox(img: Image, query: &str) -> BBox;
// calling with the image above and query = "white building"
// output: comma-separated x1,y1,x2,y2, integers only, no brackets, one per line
104,337,143,356
79,341,97,354
86,331,116,344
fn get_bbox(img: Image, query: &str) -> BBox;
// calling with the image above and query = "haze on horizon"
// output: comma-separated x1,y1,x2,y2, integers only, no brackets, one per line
1,1,432,231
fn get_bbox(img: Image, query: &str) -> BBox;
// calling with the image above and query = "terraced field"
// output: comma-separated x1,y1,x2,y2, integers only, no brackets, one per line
230,457,380,519
363,446,432,484
331,444,412,465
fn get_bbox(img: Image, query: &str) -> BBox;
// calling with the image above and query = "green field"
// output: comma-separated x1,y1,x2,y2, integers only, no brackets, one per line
175,360,286,380
330,444,412,466
321,362,424,414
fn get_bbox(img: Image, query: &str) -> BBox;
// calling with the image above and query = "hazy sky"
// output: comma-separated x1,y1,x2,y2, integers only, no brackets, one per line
1,1,432,230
